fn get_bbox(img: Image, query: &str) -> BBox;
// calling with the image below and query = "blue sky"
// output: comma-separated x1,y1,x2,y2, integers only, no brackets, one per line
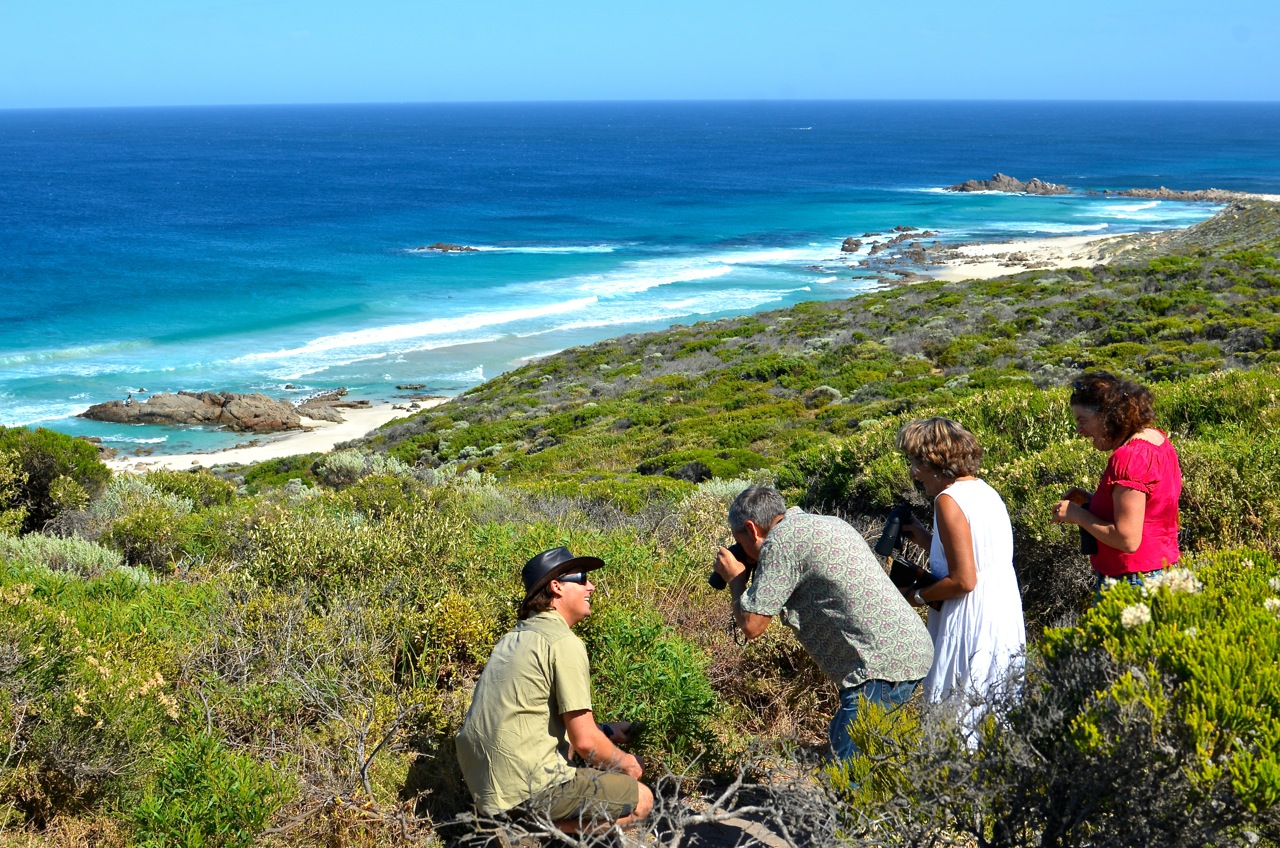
3,0,1278,108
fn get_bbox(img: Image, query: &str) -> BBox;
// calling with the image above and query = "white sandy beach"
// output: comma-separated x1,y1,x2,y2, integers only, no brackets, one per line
927,193,1280,282
106,400,444,473
925,233,1128,282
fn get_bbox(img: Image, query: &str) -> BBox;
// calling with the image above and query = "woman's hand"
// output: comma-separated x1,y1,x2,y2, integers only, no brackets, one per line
1061,487,1092,506
1051,488,1147,553
1050,499,1083,525
902,513,931,548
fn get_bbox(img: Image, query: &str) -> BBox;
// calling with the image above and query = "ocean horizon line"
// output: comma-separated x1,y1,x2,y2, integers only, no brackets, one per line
6,97,1280,114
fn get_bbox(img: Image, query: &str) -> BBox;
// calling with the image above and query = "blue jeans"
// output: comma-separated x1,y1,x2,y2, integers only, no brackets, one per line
1093,567,1163,600
829,678,920,762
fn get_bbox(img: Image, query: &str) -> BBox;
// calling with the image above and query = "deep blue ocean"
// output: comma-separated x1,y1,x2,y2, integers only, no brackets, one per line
2,101,1279,454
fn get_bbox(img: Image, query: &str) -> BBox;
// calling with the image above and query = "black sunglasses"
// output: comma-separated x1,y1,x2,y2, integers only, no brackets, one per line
555,571,588,585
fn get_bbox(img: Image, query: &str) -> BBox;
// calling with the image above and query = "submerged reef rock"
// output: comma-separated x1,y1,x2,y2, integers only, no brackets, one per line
81,391,304,433
415,242,479,252
947,173,1070,195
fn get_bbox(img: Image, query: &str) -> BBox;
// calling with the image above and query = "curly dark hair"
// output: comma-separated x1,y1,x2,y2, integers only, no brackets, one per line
1069,371,1156,442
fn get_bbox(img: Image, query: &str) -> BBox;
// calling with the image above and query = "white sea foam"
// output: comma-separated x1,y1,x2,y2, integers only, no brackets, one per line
275,334,506,380
536,287,806,335
472,244,618,254
110,435,170,445
520,245,843,300
570,263,734,296
235,298,598,367
0,340,149,369
514,349,566,364
704,245,843,265
407,244,617,255
0,401,95,428
1099,201,1161,213
987,222,1111,235
441,366,485,384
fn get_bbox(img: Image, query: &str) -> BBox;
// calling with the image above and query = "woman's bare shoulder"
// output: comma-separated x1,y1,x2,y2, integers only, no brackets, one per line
1130,428,1167,447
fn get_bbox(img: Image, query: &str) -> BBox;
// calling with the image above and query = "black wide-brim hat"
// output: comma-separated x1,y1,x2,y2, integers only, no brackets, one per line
521,546,605,604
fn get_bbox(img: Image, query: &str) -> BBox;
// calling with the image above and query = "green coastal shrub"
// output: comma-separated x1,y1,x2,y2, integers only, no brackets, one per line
88,475,195,571
0,562,217,827
334,472,430,520
239,452,322,492
1019,552,1280,842
244,497,464,597
133,732,293,848
314,448,412,489
1178,429,1280,555
1157,366,1280,437
580,606,720,772
0,426,110,533
0,451,27,536
0,533,124,577
636,447,769,482
143,467,236,509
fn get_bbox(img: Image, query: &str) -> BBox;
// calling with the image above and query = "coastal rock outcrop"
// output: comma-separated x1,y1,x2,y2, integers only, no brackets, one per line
296,389,370,423
946,173,1070,195
1097,187,1249,202
80,391,303,433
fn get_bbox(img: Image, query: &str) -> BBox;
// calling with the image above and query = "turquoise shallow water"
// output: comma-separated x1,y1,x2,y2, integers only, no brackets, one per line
2,101,1277,454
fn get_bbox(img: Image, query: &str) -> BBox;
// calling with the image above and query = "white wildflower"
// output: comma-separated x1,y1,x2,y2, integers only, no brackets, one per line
1183,627,1198,637
1161,568,1203,595
1120,603,1152,629
1264,597,1280,615
1269,577,1280,592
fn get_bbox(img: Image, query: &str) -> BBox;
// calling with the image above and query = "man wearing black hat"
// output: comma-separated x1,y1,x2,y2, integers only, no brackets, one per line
455,547,653,831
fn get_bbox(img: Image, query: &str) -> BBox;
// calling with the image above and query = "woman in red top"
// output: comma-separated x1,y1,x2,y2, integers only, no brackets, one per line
1051,372,1182,590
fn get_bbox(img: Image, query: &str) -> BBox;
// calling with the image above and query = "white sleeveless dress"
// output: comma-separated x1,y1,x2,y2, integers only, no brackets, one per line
925,478,1026,720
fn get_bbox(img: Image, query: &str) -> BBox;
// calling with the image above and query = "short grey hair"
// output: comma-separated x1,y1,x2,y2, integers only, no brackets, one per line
728,485,786,533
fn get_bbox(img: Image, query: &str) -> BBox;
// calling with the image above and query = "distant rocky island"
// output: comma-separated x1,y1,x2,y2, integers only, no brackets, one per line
1092,187,1256,202
79,389,369,433
410,242,478,253
947,173,1261,203
946,173,1070,195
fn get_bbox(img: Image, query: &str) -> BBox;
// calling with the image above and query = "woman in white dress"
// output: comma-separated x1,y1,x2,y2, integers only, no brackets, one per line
895,418,1026,731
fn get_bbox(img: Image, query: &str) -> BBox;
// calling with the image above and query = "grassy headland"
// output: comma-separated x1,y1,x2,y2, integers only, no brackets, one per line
2,200,1279,846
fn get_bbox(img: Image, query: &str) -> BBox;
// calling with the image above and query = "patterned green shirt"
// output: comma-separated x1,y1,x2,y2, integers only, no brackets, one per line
455,611,593,814
739,510,934,690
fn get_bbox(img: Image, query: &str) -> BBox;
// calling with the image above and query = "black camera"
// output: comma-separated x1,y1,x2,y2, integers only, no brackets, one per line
876,504,941,599
1078,498,1099,555
709,542,755,590
874,504,915,558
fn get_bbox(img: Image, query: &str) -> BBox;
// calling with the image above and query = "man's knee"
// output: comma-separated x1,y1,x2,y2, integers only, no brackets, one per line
631,782,654,821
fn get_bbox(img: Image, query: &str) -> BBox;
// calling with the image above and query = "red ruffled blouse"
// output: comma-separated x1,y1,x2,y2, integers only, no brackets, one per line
1088,433,1183,577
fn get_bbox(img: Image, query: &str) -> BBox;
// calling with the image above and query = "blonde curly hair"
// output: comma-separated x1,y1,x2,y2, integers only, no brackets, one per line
895,417,983,479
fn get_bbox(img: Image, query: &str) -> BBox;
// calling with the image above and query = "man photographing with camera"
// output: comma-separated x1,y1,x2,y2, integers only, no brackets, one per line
712,485,934,762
